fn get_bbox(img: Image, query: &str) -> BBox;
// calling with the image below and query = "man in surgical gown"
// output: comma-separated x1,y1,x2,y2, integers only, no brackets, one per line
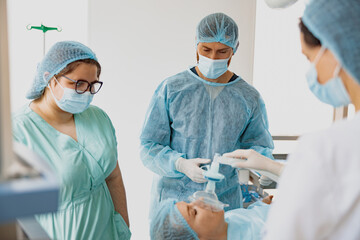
140,13,274,214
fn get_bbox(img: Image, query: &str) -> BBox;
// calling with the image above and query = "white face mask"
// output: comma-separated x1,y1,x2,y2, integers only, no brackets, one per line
197,54,229,79
48,77,93,114
306,47,350,107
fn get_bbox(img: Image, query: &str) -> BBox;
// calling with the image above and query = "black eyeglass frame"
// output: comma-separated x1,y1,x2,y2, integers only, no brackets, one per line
62,75,103,94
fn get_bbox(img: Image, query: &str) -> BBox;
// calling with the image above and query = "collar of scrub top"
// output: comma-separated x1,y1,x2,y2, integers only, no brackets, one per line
187,66,241,87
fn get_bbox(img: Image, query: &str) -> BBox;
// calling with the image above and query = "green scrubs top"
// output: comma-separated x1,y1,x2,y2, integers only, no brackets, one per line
12,105,131,240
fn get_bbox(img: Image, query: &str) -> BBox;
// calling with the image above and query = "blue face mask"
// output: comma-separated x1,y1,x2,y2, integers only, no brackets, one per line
306,47,350,107
48,77,93,114
197,54,229,79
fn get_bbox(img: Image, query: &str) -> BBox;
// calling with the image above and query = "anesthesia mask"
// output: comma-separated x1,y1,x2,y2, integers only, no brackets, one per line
188,153,229,212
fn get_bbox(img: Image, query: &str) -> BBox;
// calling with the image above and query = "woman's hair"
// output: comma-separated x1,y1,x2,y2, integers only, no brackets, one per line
55,58,101,78
299,18,321,47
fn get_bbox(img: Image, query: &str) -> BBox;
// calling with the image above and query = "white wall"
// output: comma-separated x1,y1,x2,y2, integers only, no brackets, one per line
253,0,334,137
8,0,88,112
88,0,256,239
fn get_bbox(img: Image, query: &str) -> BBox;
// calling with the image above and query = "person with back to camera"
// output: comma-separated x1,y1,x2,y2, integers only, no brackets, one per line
220,0,360,239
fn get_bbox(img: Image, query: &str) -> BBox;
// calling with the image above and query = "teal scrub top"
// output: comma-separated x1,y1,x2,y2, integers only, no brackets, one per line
12,105,131,240
225,201,269,240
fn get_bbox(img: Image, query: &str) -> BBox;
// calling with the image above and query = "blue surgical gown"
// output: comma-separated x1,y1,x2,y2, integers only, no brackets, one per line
226,201,269,240
140,68,274,214
12,105,131,240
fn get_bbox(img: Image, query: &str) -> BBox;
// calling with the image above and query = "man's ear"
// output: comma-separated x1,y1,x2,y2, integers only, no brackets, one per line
43,71,50,82
234,42,239,54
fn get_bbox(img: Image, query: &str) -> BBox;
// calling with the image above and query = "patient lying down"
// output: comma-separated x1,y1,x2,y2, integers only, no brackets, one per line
150,195,273,240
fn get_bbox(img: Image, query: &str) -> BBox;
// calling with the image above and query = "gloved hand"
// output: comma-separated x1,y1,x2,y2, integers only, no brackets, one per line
175,157,211,183
219,149,269,170
220,149,284,176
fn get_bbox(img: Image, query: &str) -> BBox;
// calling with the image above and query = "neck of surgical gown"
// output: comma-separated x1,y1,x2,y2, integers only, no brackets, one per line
226,201,269,240
12,105,131,240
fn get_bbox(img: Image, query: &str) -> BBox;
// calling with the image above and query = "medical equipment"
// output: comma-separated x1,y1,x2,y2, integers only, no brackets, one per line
264,0,298,8
27,24,62,56
188,154,229,212
0,0,59,228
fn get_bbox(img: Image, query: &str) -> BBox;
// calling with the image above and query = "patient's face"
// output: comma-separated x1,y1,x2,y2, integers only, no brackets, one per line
176,201,225,237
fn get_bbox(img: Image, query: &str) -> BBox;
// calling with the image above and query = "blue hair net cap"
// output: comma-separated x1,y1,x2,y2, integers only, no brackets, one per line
26,41,98,99
150,198,199,240
302,0,360,84
196,12,239,53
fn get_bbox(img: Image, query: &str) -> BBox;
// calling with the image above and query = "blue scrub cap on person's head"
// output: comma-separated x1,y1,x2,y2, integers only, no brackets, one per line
26,41,98,99
302,0,360,84
150,198,199,240
196,12,239,54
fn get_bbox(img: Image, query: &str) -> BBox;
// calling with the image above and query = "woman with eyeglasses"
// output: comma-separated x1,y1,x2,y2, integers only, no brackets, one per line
12,41,131,240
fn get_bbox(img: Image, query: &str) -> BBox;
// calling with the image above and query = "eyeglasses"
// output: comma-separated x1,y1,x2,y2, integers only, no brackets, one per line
62,75,103,94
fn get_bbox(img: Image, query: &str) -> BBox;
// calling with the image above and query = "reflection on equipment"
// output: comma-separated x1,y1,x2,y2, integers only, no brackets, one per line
264,0,298,8
0,142,59,223
0,0,59,239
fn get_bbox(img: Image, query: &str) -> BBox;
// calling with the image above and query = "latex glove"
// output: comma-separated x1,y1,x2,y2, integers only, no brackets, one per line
220,149,284,176
175,157,211,183
220,149,270,170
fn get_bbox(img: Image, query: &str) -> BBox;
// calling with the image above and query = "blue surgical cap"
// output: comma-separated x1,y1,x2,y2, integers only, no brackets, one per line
196,12,239,53
303,0,360,84
150,198,199,240
26,41,98,99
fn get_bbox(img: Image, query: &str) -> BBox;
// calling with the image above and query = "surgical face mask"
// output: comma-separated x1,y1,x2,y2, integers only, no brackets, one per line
197,54,229,79
306,47,351,107
48,77,93,114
